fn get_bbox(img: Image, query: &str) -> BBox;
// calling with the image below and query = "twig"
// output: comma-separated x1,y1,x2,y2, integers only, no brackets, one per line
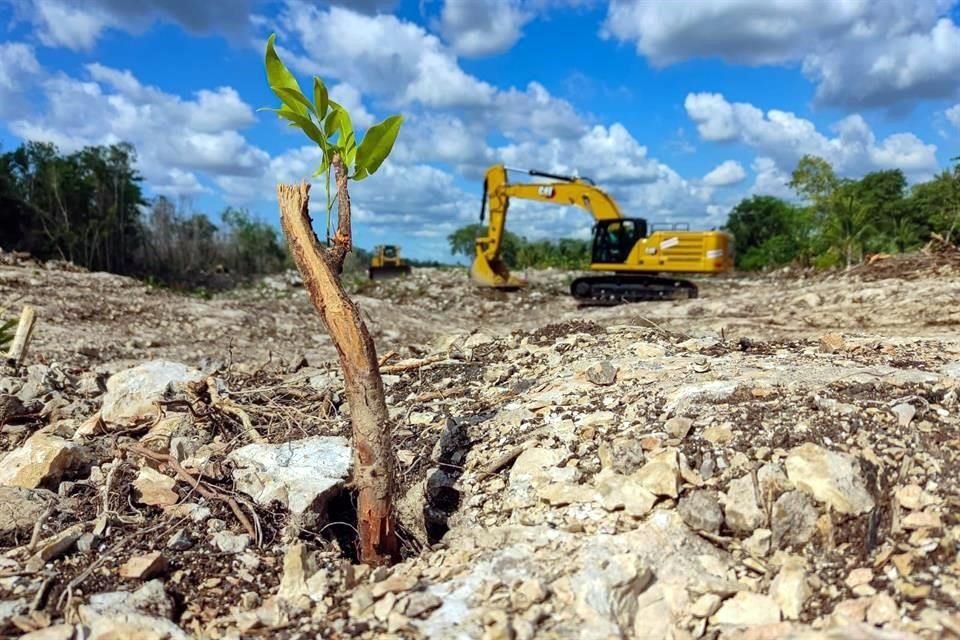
380,355,458,374
119,444,257,541
6,305,37,368
25,507,54,555
378,350,399,367
206,376,265,444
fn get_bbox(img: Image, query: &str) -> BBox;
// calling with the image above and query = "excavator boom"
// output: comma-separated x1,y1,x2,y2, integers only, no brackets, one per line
470,164,622,289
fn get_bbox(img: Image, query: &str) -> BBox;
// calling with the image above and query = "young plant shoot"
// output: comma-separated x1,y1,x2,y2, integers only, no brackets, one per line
263,33,403,565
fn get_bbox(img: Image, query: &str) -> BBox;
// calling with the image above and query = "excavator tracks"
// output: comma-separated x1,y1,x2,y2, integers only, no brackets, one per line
569,274,698,306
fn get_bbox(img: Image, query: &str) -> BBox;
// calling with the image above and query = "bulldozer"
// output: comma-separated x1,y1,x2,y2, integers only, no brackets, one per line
470,164,734,304
368,244,412,280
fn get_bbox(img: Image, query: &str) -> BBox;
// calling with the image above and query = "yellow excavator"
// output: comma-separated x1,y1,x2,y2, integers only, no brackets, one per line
470,164,734,304
368,244,412,280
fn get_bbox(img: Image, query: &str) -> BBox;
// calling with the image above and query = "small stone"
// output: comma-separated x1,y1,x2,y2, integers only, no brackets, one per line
723,474,765,535
388,611,411,633
409,411,437,426
784,443,875,515
678,490,723,534
689,593,722,618
166,529,194,551
0,486,57,538
664,416,692,440
537,482,598,506
19,624,76,640
845,568,874,590
891,552,914,577
711,592,781,627
119,551,167,580
100,360,204,424
771,491,818,549
598,437,646,475
895,580,930,601
227,436,352,515
212,531,250,553
819,334,846,353
134,467,179,507
371,573,418,598
831,598,870,625
866,593,899,625
373,592,397,621
770,557,808,620
405,592,443,618
510,579,548,610
895,484,938,510
634,460,679,498
743,529,772,558
702,425,733,444
76,532,97,553
0,433,87,489
240,592,260,610
900,511,942,531
586,361,618,386
890,403,916,427
26,523,84,571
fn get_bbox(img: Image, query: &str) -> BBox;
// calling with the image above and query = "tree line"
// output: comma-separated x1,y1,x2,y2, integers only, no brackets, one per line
1,140,291,290
724,155,960,271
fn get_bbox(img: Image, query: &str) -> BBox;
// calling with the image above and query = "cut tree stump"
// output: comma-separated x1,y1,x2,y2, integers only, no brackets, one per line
276,176,399,566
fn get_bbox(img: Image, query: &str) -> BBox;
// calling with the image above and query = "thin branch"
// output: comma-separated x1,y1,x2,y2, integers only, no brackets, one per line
119,443,257,541
327,153,352,272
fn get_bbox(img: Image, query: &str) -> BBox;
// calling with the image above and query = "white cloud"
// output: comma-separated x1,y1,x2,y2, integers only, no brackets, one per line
329,82,375,129
0,42,41,119
747,157,795,200
684,92,938,177
602,0,960,110
438,0,531,57
277,3,495,109
947,104,960,130
703,160,747,187
4,59,269,199
433,0,598,57
9,0,259,51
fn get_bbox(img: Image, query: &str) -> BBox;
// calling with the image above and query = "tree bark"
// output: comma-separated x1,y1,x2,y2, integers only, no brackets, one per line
275,172,398,566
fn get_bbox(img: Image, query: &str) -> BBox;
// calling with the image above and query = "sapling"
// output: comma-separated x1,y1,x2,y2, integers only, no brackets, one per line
262,34,403,565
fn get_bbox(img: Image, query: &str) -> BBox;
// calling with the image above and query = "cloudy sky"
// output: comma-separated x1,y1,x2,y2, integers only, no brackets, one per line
2,0,959,260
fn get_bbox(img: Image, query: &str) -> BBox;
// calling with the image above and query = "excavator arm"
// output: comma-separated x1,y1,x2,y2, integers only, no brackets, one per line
470,164,625,288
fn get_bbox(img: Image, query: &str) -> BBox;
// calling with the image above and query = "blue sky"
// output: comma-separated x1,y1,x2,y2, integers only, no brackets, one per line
2,0,960,261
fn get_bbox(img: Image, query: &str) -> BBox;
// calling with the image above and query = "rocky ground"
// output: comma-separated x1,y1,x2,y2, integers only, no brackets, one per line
1,246,960,639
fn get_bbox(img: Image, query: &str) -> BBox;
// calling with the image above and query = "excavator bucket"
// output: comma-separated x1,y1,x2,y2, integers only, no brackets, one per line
469,253,527,290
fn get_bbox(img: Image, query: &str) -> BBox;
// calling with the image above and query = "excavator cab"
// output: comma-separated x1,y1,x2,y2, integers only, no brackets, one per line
368,244,412,280
592,219,647,265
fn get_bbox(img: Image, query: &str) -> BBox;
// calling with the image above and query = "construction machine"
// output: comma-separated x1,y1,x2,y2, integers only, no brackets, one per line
368,244,412,280
470,164,734,304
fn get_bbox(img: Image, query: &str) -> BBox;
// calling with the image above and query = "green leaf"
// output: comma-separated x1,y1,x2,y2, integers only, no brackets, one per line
343,131,358,168
354,114,403,181
328,100,354,149
266,107,327,148
323,110,339,138
313,77,329,118
312,154,331,177
275,87,316,117
265,33,307,117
